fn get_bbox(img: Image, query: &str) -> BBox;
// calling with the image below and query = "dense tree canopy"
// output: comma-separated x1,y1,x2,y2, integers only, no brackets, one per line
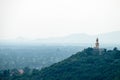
0,47,120,80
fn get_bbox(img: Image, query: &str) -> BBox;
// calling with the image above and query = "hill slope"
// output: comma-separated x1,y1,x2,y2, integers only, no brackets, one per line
38,48,120,80
1,47,120,80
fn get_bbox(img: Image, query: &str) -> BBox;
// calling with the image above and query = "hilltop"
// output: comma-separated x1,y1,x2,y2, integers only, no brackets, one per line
38,47,120,80
1,47,120,80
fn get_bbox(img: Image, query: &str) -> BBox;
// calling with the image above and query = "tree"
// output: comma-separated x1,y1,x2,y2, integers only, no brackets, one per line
113,47,118,51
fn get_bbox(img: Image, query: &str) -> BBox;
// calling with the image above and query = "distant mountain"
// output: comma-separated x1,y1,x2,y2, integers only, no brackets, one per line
0,31,120,46
35,31,120,44
97,31,120,44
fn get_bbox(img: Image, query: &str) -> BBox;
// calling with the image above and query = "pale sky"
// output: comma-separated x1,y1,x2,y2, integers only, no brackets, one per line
0,0,120,40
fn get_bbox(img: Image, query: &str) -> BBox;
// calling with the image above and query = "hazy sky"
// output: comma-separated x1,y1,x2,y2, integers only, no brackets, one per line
0,0,120,40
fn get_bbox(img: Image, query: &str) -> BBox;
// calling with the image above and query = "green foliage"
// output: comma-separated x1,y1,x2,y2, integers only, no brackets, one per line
0,47,120,80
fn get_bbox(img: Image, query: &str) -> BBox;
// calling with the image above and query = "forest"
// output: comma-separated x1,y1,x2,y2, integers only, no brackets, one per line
0,47,120,80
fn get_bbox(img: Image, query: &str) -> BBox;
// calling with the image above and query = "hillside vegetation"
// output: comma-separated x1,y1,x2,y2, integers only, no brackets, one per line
0,47,120,80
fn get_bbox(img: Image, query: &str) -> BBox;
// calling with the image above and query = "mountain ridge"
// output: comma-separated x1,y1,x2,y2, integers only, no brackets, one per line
0,31,120,45
35,31,120,44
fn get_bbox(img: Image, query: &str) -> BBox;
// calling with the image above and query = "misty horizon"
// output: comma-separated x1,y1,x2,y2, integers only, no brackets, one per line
1,0,120,40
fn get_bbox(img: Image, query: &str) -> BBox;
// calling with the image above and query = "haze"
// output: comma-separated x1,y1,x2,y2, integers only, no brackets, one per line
0,0,120,40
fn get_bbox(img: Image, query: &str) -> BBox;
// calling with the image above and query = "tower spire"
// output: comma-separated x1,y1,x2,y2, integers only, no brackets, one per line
95,38,99,49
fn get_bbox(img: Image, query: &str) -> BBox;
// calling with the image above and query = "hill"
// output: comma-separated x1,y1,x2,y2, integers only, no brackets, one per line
38,47,120,80
1,47,120,80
